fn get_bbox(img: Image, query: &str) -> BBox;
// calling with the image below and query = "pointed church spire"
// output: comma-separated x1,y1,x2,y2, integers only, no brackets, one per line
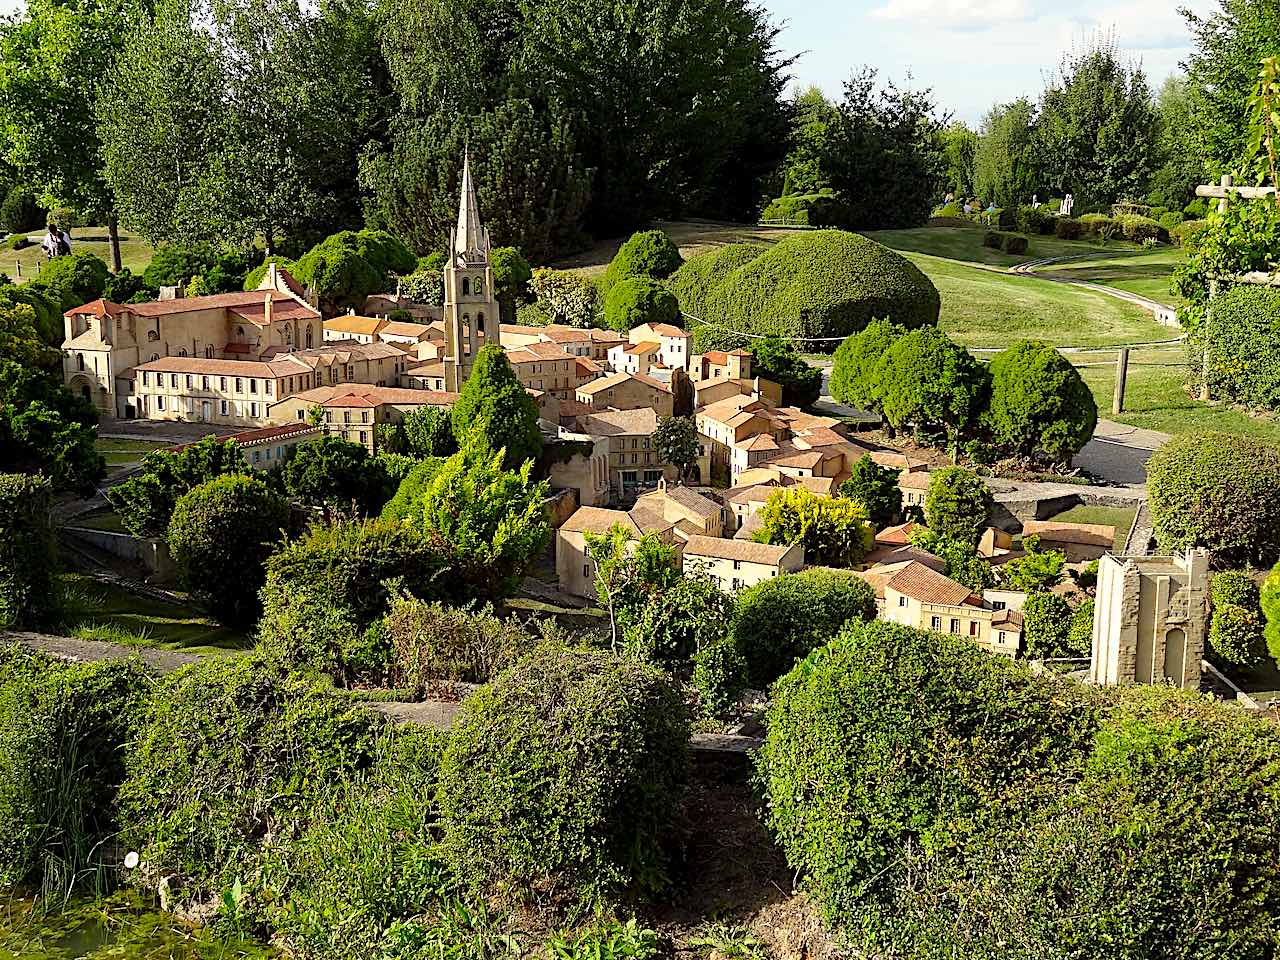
454,147,489,262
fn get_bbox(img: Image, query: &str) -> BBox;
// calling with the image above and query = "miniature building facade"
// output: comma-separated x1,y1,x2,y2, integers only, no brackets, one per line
1090,550,1210,690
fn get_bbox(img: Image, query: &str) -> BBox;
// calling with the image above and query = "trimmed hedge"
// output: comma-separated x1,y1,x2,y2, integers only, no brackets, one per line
0,651,148,889
690,230,939,348
1115,213,1168,243
600,230,683,293
761,191,850,227
438,646,689,912
1016,205,1055,235
731,568,876,688
1146,432,1280,567
602,276,680,332
669,242,766,320
1054,217,1084,240
0,473,58,630
1202,285,1280,411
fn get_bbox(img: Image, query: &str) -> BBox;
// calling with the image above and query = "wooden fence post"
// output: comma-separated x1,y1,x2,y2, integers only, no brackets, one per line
1200,173,1233,402
1113,347,1129,415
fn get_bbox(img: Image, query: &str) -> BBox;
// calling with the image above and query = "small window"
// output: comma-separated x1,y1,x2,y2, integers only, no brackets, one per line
474,277,484,295
462,277,470,296
583,564,590,578
253,450,261,463
186,375,193,388
141,371,149,387
220,400,228,415
77,354,85,371
359,431,367,444
202,377,209,390
343,411,351,424
969,621,980,637
235,378,243,393
220,377,227,391
325,411,332,423
170,374,178,388
157,396,165,411
898,596,907,607
296,410,304,421
265,381,272,396
949,619,960,634
250,379,258,394
998,631,1007,643
991,600,1006,611
477,312,485,332
930,616,942,631
250,402,258,417
361,411,369,423
205,345,214,358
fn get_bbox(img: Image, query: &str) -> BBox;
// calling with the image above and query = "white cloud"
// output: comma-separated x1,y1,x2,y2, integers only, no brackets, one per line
868,0,1035,29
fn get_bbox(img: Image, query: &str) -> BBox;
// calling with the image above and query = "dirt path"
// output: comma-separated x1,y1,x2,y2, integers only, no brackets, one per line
1011,252,1180,327
5,630,200,673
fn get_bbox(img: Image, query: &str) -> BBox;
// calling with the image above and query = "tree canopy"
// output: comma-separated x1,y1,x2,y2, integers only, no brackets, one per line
450,344,542,470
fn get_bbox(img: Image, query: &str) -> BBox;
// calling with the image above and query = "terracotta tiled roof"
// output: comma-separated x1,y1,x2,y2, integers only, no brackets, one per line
701,350,729,365
325,315,387,336
227,422,320,447
1021,520,1117,548
63,298,125,319
581,408,659,436
683,535,799,566
542,327,593,344
586,328,627,343
993,609,1025,630
875,520,920,546
560,505,673,536
885,561,978,606
638,323,689,337
637,484,720,519
898,469,932,490
379,321,432,339
279,385,457,408
136,356,280,378
739,434,779,452
621,341,662,356
726,482,779,505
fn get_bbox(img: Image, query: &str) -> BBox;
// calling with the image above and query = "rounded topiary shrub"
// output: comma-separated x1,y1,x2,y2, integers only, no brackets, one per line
1146,432,1280,567
602,276,680,333
437,646,689,912
757,620,1100,949
167,474,288,627
731,568,876,688
601,229,683,293
669,242,766,320
829,319,903,410
701,230,939,348
1202,286,1280,411
985,339,1097,464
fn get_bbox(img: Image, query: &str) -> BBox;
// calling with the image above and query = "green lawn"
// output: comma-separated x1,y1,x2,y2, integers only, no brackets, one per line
900,251,1173,350
865,225,1138,267
95,436,167,467
1039,248,1185,305
74,511,127,533
5,224,154,283
1046,505,1136,551
60,573,250,656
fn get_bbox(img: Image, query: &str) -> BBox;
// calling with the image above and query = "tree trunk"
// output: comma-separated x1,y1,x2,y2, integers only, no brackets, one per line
107,216,122,274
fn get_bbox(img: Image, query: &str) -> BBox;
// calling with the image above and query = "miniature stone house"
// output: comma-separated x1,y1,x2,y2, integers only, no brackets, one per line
1090,550,1210,690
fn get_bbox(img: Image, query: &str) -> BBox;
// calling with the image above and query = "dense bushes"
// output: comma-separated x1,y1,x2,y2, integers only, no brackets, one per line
1201,285,1280,411
731,569,876,688
1016,205,1055,235
106,436,249,538
119,657,384,902
983,229,1028,255
603,276,680,333
1114,213,1168,243
1208,570,1267,667
759,622,1280,959
985,339,1097,463
32,251,110,312
924,467,993,546
0,473,58,629
752,487,873,568
382,596,533,694
1146,433,1280,567
829,318,901,410
878,327,989,448
0,185,43,235
437,647,689,911
528,268,600,328
760,191,849,226
668,242,765,320
600,230,683,293
683,230,939,347
1054,216,1084,240
0,651,148,890
166,474,289,627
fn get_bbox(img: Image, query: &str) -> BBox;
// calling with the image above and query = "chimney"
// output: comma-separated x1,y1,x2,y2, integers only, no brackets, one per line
264,292,273,328
266,262,278,291
159,284,185,301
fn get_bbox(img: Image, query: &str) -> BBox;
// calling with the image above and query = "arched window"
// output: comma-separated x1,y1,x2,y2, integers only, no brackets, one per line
284,326,292,344
178,347,187,357
147,329,159,342
462,313,470,333
80,384,91,402
474,277,484,296
462,277,471,296
306,325,314,349
77,354,85,371
236,325,245,337
205,345,214,358
476,312,485,333
150,353,160,362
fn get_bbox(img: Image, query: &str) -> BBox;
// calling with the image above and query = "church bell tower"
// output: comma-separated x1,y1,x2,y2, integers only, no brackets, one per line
444,149,495,392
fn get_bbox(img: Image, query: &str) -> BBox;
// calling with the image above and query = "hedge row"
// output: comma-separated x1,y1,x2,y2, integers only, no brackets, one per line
1199,285,1280,412
759,620,1280,959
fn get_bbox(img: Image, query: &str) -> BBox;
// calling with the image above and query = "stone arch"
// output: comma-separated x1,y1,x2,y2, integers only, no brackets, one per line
306,324,314,349
462,277,471,296
474,276,484,296
1163,627,1187,683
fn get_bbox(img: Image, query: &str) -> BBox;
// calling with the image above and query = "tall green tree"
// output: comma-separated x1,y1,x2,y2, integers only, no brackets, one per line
753,487,874,568
780,86,838,195
1183,0,1280,176
0,0,140,271
1148,75,1205,209
651,416,699,483
106,436,250,538
877,327,989,457
940,121,978,197
450,344,542,469
98,0,388,250
973,99,1039,207
1034,36,1160,206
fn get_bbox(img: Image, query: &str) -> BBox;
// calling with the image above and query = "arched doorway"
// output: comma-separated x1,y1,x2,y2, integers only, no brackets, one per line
306,324,314,349
1163,627,1187,685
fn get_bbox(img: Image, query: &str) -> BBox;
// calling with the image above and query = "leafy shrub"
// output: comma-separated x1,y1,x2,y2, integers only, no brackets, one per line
1208,602,1267,667
698,230,940,347
437,646,689,912
761,192,850,227
0,473,59,629
752,487,873,567
452,343,544,468
260,726,450,957
166,474,288,627
33,251,110,312
692,639,748,715
142,244,220,289
690,324,750,353
1016,205,1055,235
985,339,1097,463
731,568,876,688
5,234,28,250
829,319,903,410
1053,217,1084,240
1146,432,1280,567
1200,286,1280,411
257,519,452,681
982,230,1001,249
1002,233,1028,255
289,229,414,308
621,569,732,669
839,454,903,528
394,265,444,307
1115,213,1168,243
1158,211,1184,235
1021,591,1077,658
603,276,680,333
0,651,148,891
1078,212,1115,238
877,327,988,446
668,242,765,320
119,657,384,903
279,435,390,515
601,230,683,293
1171,219,1207,247
529,268,601,328
382,596,533,694
758,620,1100,944
1213,570,1260,608
1068,597,1095,654
106,435,249,538
924,468,993,547
0,186,43,235
490,246,532,322
749,336,824,407
1262,564,1280,662
379,457,447,523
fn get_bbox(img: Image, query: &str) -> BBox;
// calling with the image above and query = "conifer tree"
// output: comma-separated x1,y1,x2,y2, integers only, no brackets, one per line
450,343,542,469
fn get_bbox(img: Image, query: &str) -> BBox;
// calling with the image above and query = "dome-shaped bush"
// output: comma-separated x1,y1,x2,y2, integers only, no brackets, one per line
437,646,689,912
1146,432,1280,567
669,242,767,319
603,276,680,332
601,229,683,292
700,230,939,349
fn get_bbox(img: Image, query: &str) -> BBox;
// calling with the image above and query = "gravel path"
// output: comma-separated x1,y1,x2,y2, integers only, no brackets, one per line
5,631,200,673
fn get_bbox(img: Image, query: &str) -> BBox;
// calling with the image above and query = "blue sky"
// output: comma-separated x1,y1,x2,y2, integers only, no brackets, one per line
762,0,1218,124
